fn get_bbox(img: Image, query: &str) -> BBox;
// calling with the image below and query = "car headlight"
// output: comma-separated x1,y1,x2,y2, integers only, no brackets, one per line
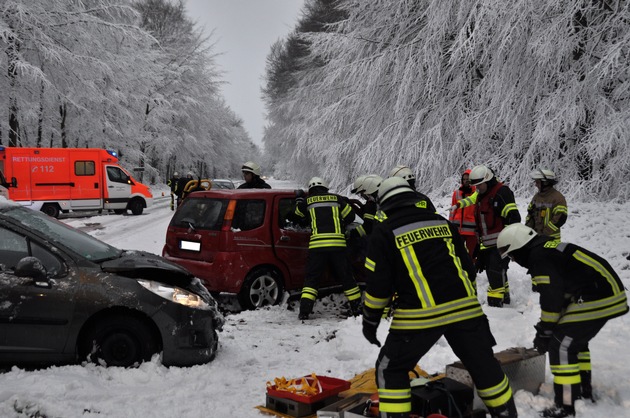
137,279,210,310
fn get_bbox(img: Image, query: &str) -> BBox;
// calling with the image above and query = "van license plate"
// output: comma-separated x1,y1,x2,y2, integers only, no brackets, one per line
180,240,201,252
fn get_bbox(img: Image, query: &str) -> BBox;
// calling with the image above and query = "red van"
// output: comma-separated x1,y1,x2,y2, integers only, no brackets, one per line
162,189,358,309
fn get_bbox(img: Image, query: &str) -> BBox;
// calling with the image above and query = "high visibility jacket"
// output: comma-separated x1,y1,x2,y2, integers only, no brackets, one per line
525,187,567,240
474,181,520,248
363,195,480,332
523,236,628,328
449,186,476,236
294,191,356,249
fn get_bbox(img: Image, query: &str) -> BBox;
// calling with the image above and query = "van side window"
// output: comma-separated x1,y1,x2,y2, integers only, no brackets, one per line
0,227,65,276
232,200,265,231
106,166,129,184
75,161,96,176
279,198,309,230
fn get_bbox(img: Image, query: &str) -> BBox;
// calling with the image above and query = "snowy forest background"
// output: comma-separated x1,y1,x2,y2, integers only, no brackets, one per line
1,0,629,200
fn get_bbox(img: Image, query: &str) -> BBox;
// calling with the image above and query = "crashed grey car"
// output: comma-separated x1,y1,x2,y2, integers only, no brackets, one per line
0,200,224,368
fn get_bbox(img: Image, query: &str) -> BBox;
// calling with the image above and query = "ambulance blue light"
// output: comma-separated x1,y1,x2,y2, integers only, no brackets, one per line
106,150,118,158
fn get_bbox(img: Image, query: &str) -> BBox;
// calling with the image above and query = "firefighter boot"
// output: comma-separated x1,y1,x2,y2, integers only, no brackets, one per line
299,299,314,320
580,371,593,402
488,397,517,418
487,296,504,308
348,299,362,317
541,404,575,417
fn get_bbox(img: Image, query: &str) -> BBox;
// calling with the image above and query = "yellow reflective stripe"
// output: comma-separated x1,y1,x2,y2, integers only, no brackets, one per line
578,352,591,371
554,374,581,385
341,203,351,218
477,375,512,408
301,287,318,301
551,363,580,373
365,292,390,310
446,238,476,295
553,205,568,215
391,298,484,330
356,224,367,237
532,275,550,285
310,208,318,235
487,286,507,298
309,240,346,249
558,293,628,324
365,257,376,272
458,191,478,208
364,213,375,220
332,206,341,234
344,286,362,301
540,310,561,323
295,207,305,218
573,250,622,294
400,246,435,307
378,388,411,413
500,203,518,218
376,210,387,222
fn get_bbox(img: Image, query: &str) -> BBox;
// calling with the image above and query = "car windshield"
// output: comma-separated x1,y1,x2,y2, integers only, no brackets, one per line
171,197,228,230
1,206,122,262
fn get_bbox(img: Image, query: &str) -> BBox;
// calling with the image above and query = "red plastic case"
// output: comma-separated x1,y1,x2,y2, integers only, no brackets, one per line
267,375,351,404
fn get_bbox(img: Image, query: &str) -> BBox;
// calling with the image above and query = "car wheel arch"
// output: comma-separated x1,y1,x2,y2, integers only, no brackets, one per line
76,307,162,366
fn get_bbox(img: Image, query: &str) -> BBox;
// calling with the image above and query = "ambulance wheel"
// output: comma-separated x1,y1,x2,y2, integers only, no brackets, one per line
41,203,60,218
129,199,144,215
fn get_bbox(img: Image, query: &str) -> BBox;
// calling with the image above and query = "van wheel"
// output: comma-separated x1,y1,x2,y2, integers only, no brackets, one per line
129,199,144,215
81,315,158,367
237,268,284,310
41,203,60,218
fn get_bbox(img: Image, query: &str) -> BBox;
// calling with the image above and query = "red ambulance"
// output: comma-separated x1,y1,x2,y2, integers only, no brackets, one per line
0,147,152,217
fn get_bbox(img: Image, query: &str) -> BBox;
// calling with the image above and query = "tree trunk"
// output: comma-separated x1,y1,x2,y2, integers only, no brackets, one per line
59,102,67,148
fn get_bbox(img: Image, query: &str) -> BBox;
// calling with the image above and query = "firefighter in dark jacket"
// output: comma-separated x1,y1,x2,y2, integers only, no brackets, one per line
388,164,437,213
350,174,382,236
456,165,521,307
237,161,271,189
174,171,193,208
362,177,517,418
497,224,628,418
293,177,362,320
525,168,567,241
167,171,179,211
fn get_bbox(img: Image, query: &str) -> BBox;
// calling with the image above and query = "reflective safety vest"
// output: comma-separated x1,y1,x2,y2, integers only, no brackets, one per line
475,182,512,247
295,193,355,249
449,187,476,236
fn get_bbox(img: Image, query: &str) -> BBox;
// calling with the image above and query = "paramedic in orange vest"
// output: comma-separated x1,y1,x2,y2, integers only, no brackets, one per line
456,165,521,308
449,169,477,260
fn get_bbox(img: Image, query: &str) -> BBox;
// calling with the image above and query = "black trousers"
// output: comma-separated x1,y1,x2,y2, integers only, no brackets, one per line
375,316,512,415
302,248,358,293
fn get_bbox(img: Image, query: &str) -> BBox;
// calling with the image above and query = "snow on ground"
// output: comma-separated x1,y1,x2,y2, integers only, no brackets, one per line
1,178,629,417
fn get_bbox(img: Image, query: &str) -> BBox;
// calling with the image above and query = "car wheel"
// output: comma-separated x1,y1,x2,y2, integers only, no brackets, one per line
81,315,158,367
41,203,60,218
129,199,144,215
237,268,284,310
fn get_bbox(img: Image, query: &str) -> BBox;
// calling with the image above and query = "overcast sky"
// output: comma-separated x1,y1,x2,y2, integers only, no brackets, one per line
184,0,306,148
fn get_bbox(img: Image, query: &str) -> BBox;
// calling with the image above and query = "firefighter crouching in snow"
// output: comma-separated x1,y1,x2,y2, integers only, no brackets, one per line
497,224,628,417
362,177,517,418
449,169,478,260
526,168,567,241
293,177,362,320
455,165,521,307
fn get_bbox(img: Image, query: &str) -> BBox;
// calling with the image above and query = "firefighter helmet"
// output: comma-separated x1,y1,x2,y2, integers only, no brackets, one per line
389,164,415,181
497,224,537,259
241,161,261,176
469,165,494,186
308,177,329,190
531,168,556,181
351,175,368,194
173,171,179,177
377,176,413,203
362,175,383,196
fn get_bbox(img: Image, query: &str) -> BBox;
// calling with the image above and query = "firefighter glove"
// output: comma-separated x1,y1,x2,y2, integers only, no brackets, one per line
295,189,306,198
362,317,381,347
475,251,486,273
533,322,553,354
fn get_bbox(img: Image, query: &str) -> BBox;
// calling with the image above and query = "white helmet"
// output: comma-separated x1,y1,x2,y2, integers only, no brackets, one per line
241,161,261,176
362,175,383,196
351,175,368,194
531,168,556,181
308,177,329,190
173,171,179,177
389,164,415,181
378,177,413,203
469,165,494,186
497,224,537,259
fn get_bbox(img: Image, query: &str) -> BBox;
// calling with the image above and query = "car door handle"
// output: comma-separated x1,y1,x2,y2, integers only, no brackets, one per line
280,236,290,241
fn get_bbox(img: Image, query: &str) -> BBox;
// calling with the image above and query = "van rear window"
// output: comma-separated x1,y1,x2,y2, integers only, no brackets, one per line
171,198,228,230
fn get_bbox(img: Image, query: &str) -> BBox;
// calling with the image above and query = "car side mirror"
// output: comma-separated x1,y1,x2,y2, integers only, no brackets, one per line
11,176,17,188
15,256,49,285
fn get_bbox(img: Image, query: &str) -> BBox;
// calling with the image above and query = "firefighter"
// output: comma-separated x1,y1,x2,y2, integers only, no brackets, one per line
497,224,628,417
449,169,478,260
293,177,362,320
350,174,382,236
525,168,567,241
237,161,271,189
362,177,517,418
455,165,520,307
174,171,193,208
167,171,179,211
388,164,436,213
